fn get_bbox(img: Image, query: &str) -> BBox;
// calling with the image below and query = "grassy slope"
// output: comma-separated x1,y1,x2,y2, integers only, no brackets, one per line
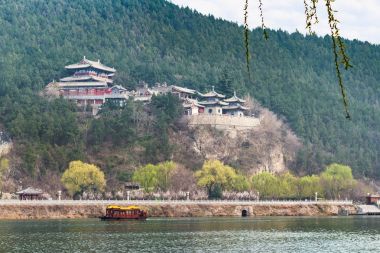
0,0,379,176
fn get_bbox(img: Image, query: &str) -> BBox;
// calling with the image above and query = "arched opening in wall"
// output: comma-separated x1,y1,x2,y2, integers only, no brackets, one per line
242,209,248,217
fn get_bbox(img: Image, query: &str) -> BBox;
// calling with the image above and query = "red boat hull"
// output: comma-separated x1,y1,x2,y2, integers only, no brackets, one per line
99,216,147,221
100,205,148,221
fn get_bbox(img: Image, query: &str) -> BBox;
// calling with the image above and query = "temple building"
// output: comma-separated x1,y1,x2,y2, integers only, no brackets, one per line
16,187,43,200
170,85,196,100
222,91,249,116
196,87,249,116
197,86,228,115
133,83,197,104
45,57,129,113
183,98,205,115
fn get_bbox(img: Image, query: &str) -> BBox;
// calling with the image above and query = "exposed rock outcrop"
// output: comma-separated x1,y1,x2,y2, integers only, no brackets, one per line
171,118,300,174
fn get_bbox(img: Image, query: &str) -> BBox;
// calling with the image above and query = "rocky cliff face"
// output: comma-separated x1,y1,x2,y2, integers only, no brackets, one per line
171,117,300,174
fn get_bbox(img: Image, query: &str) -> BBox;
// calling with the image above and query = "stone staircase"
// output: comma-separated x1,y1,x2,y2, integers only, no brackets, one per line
357,205,380,215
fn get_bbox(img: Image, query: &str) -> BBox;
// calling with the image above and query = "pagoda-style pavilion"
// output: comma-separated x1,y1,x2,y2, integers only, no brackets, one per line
197,86,228,115
222,91,249,116
16,187,43,200
46,57,128,114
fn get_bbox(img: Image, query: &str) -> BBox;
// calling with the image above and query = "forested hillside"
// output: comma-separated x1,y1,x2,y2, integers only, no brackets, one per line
0,0,379,177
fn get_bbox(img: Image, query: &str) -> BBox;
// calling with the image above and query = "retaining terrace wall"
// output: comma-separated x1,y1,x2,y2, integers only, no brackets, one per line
187,115,260,130
0,200,357,219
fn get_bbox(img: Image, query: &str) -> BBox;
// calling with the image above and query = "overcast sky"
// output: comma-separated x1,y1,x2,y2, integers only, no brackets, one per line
170,0,380,44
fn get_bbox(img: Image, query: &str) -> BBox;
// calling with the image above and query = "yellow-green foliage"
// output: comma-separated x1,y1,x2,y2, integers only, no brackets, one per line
231,174,250,192
278,172,299,198
250,163,357,199
0,158,9,174
320,163,356,199
195,160,239,193
0,157,9,189
155,161,176,191
61,161,106,198
299,175,322,198
132,161,177,192
251,172,279,199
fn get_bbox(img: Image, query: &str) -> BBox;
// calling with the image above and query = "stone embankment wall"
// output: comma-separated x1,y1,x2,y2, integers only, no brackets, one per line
187,115,260,131
0,201,357,219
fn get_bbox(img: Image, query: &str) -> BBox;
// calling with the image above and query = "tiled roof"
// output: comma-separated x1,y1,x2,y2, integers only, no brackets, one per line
183,98,205,108
65,57,116,73
224,91,246,103
197,86,225,98
111,85,127,91
198,100,229,106
222,105,249,110
60,75,112,83
171,85,196,94
16,187,43,195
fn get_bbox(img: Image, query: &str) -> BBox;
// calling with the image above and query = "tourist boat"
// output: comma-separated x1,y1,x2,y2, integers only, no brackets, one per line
100,205,148,220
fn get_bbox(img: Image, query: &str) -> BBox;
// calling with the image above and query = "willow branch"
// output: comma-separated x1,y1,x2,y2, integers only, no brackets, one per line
244,0,251,79
258,0,269,39
325,0,351,119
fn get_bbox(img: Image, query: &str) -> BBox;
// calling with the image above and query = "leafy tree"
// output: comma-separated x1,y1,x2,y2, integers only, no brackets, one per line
146,94,183,162
217,70,234,98
61,161,106,199
150,93,183,124
278,172,299,198
251,172,279,199
132,161,178,192
195,160,238,199
231,174,250,192
320,163,356,199
155,161,176,191
132,164,158,192
298,175,322,199
0,157,9,191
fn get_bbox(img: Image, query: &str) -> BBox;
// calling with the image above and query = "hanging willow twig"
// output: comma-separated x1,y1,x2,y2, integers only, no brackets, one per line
304,0,319,34
244,0,352,118
258,0,269,40
325,0,352,119
244,0,251,79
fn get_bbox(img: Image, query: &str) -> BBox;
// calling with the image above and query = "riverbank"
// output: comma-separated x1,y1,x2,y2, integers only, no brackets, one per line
0,200,357,219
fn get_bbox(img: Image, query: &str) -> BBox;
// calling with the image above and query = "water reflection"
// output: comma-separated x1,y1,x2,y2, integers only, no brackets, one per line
0,217,379,252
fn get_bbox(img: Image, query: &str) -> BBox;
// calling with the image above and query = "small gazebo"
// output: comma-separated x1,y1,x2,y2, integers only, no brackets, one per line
16,187,43,200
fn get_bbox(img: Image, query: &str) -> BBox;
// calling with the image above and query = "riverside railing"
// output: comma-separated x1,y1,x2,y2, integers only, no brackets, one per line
0,199,353,206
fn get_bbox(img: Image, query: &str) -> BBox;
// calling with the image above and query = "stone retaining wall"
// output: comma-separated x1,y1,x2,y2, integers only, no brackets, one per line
0,201,358,219
187,115,260,130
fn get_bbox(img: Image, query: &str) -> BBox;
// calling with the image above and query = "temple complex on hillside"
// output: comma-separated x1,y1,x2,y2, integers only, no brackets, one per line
44,59,253,123
45,57,129,114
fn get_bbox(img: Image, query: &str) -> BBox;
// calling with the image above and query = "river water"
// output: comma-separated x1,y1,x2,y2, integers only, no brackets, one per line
0,216,379,252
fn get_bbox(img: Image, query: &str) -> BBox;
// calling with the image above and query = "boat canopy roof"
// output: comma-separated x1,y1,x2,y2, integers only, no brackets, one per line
106,205,142,211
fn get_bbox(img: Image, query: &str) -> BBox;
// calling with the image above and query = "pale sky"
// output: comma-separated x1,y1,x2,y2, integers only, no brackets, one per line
169,0,380,44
